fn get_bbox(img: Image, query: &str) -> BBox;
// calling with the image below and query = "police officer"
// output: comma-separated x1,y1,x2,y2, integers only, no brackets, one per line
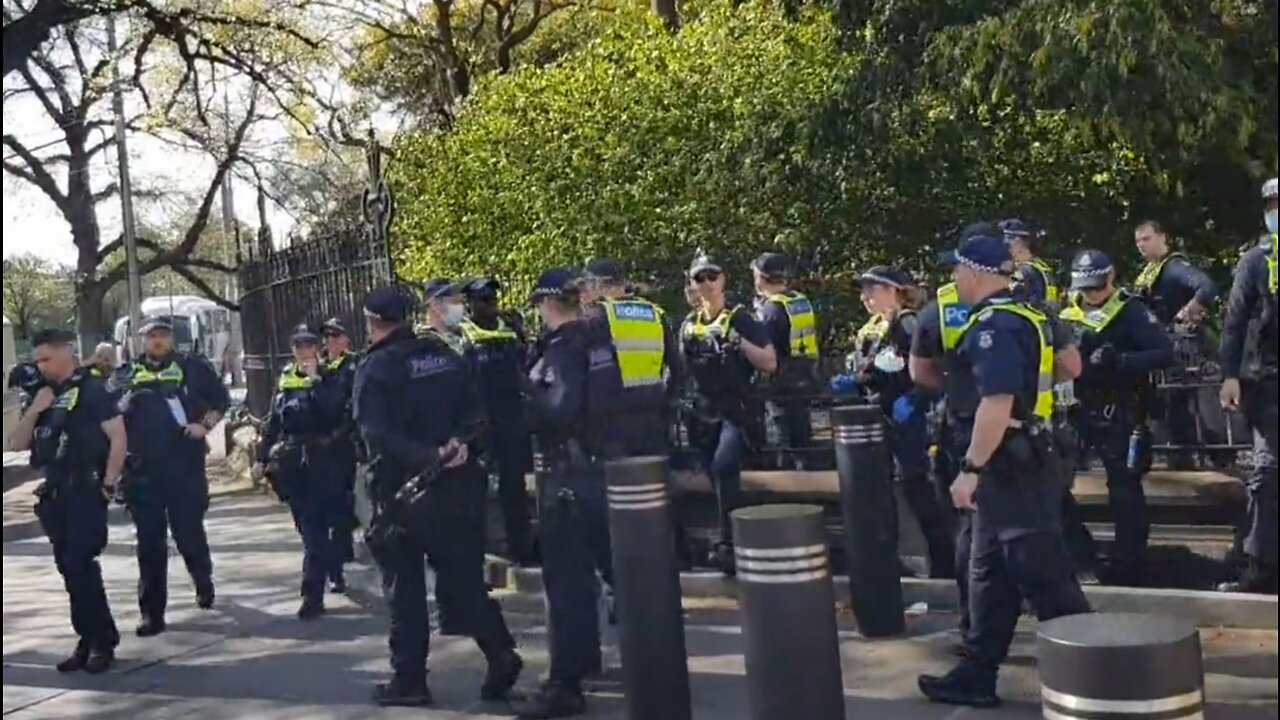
256,324,345,618
7,328,127,673
321,317,360,571
1000,218,1060,309
579,258,680,457
1217,177,1279,593
110,316,229,636
460,277,537,565
911,223,1088,653
850,266,954,577
1133,219,1220,468
1061,251,1175,584
917,232,1090,708
354,287,522,707
751,252,819,467
510,268,624,718
681,254,777,574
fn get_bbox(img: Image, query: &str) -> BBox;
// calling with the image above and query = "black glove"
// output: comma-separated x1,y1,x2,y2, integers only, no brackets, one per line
1089,343,1118,368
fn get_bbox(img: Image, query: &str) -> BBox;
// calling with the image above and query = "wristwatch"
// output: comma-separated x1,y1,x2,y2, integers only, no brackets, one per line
960,458,985,475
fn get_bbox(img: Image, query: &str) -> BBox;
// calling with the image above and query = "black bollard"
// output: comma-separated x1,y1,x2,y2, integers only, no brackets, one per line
832,404,905,637
733,504,845,720
605,457,692,720
1038,613,1204,720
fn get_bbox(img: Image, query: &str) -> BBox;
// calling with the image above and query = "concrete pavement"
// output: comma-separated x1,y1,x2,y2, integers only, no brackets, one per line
4,491,1278,719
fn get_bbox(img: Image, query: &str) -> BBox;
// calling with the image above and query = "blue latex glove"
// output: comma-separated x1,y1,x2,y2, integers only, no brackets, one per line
891,395,915,425
830,374,858,395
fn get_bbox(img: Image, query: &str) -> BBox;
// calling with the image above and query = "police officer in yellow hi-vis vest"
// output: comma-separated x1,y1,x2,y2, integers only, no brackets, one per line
751,252,819,466
917,231,1089,709
682,254,777,574
255,323,346,619
580,258,681,458
1000,218,1060,309
460,277,537,566
1061,250,1174,585
1217,177,1280,593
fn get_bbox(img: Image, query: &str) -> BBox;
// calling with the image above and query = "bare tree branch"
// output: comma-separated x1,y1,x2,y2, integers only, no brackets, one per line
2,133,67,205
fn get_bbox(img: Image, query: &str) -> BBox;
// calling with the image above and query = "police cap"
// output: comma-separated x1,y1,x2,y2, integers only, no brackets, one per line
137,315,173,335
320,317,347,336
583,258,624,283
856,266,911,289
1069,250,1114,291
424,278,460,302
750,252,790,280
939,224,1014,276
363,287,413,324
290,323,318,344
462,277,501,299
528,267,579,305
688,254,723,279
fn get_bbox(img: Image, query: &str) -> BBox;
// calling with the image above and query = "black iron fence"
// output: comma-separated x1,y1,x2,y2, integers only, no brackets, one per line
236,227,393,418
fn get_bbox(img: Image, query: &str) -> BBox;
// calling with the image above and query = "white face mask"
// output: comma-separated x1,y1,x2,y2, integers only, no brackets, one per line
442,303,466,328
1266,208,1278,235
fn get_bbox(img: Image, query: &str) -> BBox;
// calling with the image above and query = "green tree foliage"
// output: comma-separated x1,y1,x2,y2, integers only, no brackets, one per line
2,254,76,339
389,0,1277,336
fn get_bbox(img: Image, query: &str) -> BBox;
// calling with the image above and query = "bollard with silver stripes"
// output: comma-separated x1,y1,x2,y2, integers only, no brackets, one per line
605,457,692,720
732,504,845,720
832,404,905,638
1038,613,1205,720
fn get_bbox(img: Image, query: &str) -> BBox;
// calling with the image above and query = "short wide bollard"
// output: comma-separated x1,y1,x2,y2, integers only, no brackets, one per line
1038,613,1205,720
733,504,845,720
605,457,692,720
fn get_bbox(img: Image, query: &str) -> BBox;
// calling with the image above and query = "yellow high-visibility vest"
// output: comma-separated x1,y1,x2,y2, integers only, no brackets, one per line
130,361,183,387
459,318,519,344
937,283,971,353
277,366,316,390
1060,291,1127,333
766,291,819,358
958,300,1054,421
1134,252,1185,294
601,298,665,389
1027,258,1061,305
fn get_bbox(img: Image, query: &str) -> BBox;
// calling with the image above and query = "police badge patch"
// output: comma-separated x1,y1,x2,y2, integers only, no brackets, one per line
978,331,994,349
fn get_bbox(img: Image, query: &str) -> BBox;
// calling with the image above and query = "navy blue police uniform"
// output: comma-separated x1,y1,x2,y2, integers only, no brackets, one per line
1063,251,1175,582
460,278,537,565
1218,197,1278,592
681,255,773,571
514,268,625,719
354,287,521,707
109,316,229,636
23,333,121,672
999,219,1060,310
320,316,361,569
258,324,347,618
918,235,1089,708
852,266,954,577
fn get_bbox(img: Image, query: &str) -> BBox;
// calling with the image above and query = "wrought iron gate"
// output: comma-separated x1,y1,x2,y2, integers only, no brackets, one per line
236,134,397,418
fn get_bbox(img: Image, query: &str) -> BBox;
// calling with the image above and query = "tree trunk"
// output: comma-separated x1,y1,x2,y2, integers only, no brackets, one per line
75,282,109,349
652,0,679,31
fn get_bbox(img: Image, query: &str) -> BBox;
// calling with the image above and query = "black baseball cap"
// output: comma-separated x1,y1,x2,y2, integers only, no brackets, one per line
320,317,347,336
137,316,173,335
1069,250,1114,291
364,287,413,324
688,255,723,278
528,267,578,305
462,278,501,298
856,266,911,288
424,278,460,302
750,252,789,279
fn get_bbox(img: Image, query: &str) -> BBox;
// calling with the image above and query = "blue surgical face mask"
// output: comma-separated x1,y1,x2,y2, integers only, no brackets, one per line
1266,208,1278,235
442,303,466,328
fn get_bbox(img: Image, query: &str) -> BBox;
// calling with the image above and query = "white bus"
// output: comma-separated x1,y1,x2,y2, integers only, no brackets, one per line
114,296,236,368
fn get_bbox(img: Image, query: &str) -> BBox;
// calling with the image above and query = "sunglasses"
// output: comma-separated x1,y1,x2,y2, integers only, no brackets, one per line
693,271,721,284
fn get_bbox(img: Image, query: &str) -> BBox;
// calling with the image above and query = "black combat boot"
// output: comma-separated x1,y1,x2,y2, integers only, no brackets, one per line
136,615,166,637
55,643,90,673
372,677,433,707
83,646,115,674
1217,560,1278,594
918,663,1000,708
297,598,325,620
480,649,523,700
513,681,587,719
195,580,215,610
